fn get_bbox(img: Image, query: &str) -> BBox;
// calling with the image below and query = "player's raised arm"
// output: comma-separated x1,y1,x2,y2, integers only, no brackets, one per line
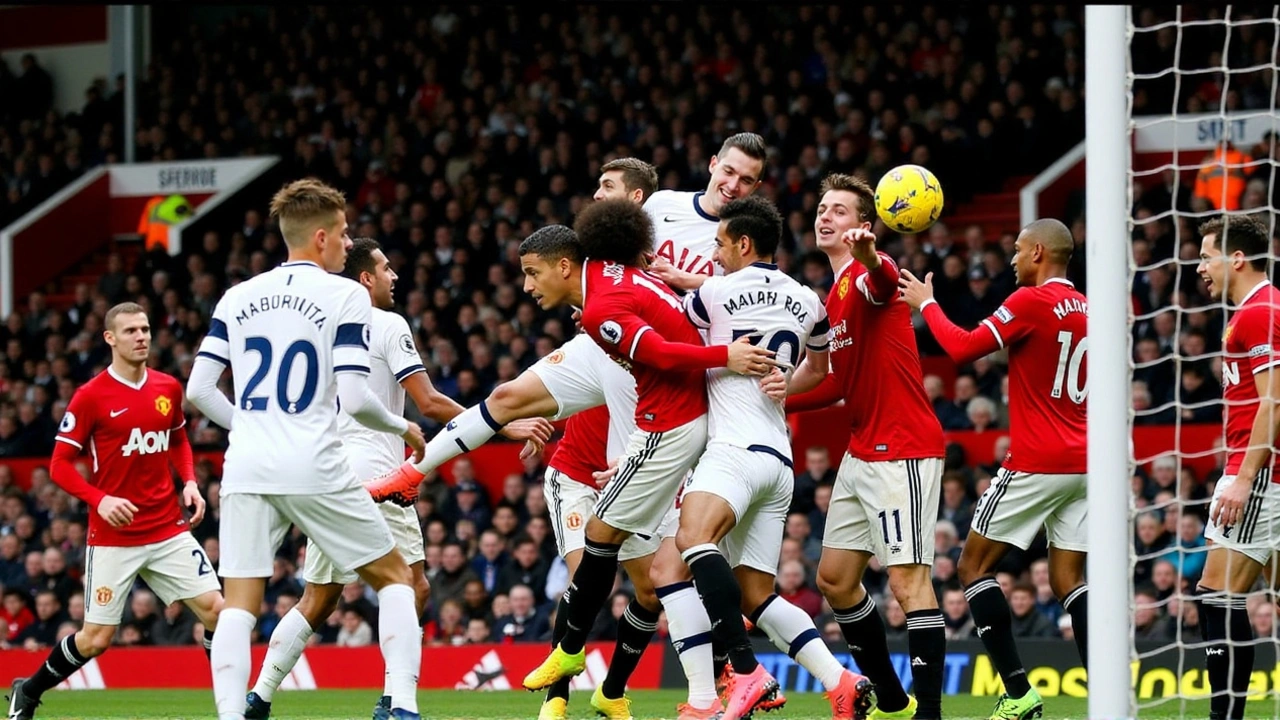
899,269,1005,365
585,302,777,376
844,228,900,305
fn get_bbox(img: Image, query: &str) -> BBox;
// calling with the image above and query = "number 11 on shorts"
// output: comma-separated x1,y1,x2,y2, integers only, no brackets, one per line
879,509,902,544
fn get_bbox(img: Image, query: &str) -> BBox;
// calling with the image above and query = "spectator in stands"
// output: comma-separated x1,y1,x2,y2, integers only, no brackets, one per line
1009,583,1059,639
941,588,975,640
491,585,548,643
449,479,493,532
337,607,374,647
965,396,999,433
470,529,508,595
258,589,300,642
938,473,973,540
882,596,909,640
424,598,468,647
1133,588,1173,642
1029,559,1063,626
784,512,822,564
808,481,833,540
0,533,25,588
495,534,548,601
776,560,823,619
465,618,492,645
461,579,491,623
792,446,835,515
16,590,65,650
152,601,196,646
433,542,480,608
490,505,521,543
1157,513,1207,586
1133,511,1172,586
0,588,33,645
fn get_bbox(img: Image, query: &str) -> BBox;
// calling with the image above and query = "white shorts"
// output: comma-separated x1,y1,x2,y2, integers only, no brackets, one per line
1205,469,1280,565
304,503,424,585
970,469,1088,551
681,443,793,575
219,486,395,579
824,454,944,567
594,416,708,537
84,533,221,626
529,333,638,459
545,467,659,562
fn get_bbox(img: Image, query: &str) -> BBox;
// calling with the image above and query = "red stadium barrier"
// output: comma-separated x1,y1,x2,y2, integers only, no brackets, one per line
0,642,662,690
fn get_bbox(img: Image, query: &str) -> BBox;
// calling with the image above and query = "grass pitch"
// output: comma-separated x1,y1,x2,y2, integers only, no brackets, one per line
17,688,1247,718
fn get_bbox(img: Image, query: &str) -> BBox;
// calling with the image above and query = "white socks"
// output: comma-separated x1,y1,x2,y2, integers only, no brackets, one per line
657,582,718,708
756,595,846,691
411,403,502,473
212,607,257,720
377,583,422,713
385,626,424,697
250,607,314,702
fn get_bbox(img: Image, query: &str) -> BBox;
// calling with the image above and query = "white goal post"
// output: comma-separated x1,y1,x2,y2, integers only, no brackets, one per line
1086,5,1135,720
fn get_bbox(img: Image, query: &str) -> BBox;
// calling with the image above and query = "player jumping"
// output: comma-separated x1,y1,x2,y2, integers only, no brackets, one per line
899,218,1090,720
1192,215,1280,720
778,173,947,719
242,238,551,720
187,179,428,720
660,195,875,720
7,303,224,720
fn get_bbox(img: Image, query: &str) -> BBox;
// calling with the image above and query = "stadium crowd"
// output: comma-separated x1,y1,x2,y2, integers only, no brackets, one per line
0,3,1271,652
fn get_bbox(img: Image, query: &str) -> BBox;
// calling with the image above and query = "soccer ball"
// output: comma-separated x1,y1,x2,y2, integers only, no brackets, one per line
874,164,945,234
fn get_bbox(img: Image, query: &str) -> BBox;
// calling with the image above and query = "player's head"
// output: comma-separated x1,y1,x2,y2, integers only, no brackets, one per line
1012,218,1074,286
704,132,767,215
715,196,784,272
103,302,150,366
816,173,875,252
594,158,658,204
342,237,396,310
1197,214,1270,301
573,197,654,266
269,178,351,272
519,225,582,309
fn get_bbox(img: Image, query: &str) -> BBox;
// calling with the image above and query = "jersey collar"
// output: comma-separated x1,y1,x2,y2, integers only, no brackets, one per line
750,261,778,271
1045,277,1074,287
1239,279,1271,306
691,192,718,222
281,260,322,270
108,366,148,390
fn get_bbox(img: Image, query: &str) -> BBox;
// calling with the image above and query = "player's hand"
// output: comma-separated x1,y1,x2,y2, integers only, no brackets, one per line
726,336,779,376
401,422,426,464
519,439,541,460
97,495,139,528
182,481,206,527
501,417,555,446
759,367,788,402
842,227,880,268
592,457,621,489
898,269,935,310
647,256,690,289
1211,473,1254,529
572,308,584,333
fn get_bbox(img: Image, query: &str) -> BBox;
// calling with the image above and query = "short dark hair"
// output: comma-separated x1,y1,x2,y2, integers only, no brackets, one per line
600,158,659,202
1199,214,1271,271
105,302,147,332
512,533,536,551
341,237,382,282
573,198,654,265
718,132,768,163
719,196,784,259
518,225,582,263
819,173,875,224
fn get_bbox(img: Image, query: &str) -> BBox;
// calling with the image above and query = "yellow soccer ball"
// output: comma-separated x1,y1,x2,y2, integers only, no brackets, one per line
874,164,945,234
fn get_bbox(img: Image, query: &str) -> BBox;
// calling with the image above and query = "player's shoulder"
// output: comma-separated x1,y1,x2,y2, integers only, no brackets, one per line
643,189,687,212
146,369,183,390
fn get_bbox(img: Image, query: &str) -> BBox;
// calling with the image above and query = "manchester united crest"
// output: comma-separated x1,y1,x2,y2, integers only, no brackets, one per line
95,586,114,606
546,350,566,365
566,511,583,530
837,274,851,300
155,395,172,416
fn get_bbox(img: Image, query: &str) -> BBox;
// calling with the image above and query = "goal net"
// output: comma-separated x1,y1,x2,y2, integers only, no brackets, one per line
1126,5,1280,718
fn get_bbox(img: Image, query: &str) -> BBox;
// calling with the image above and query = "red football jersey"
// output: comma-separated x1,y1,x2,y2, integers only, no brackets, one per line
827,256,945,461
55,368,190,546
549,405,610,488
982,279,1088,473
580,259,709,432
1222,281,1280,477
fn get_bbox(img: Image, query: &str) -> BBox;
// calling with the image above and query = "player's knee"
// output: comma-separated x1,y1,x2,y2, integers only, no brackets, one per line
633,582,660,613
887,566,935,607
487,381,524,420
955,553,986,587
78,626,115,657
815,561,848,598
194,592,225,628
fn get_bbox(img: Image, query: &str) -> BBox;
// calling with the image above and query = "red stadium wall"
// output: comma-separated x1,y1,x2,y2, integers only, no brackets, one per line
9,171,110,302
0,642,661,691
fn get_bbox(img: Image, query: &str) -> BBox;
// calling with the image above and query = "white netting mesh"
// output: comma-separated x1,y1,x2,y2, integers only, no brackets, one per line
1128,4,1280,716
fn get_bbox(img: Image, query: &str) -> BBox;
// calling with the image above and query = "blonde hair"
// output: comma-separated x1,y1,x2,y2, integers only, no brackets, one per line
269,178,347,247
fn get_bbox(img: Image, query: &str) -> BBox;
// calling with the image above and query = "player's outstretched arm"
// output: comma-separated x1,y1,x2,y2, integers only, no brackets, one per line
633,330,777,375
1213,367,1280,527
845,228,900,304
899,269,1002,365
186,355,235,429
648,256,708,291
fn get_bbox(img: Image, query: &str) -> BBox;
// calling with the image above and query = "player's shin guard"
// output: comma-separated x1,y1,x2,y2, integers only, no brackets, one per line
212,607,257,720
1061,583,1089,669
560,538,621,655
22,633,90,699
600,599,660,699
683,544,758,675
545,587,574,703
411,402,503,474
377,584,422,714
657,581,718,708
832,594,909,712
251,607,314,702
1201,591,1253,720
751,594,845,691
963,577,1031,698
905,609,946,719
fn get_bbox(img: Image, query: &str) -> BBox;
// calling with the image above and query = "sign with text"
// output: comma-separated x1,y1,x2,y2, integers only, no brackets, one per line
108,158,278,197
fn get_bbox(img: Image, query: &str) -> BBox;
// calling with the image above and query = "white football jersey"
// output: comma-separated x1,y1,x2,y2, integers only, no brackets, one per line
197,260,374,494
643,190,723,279
684,262,829,462
337,307,424,478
